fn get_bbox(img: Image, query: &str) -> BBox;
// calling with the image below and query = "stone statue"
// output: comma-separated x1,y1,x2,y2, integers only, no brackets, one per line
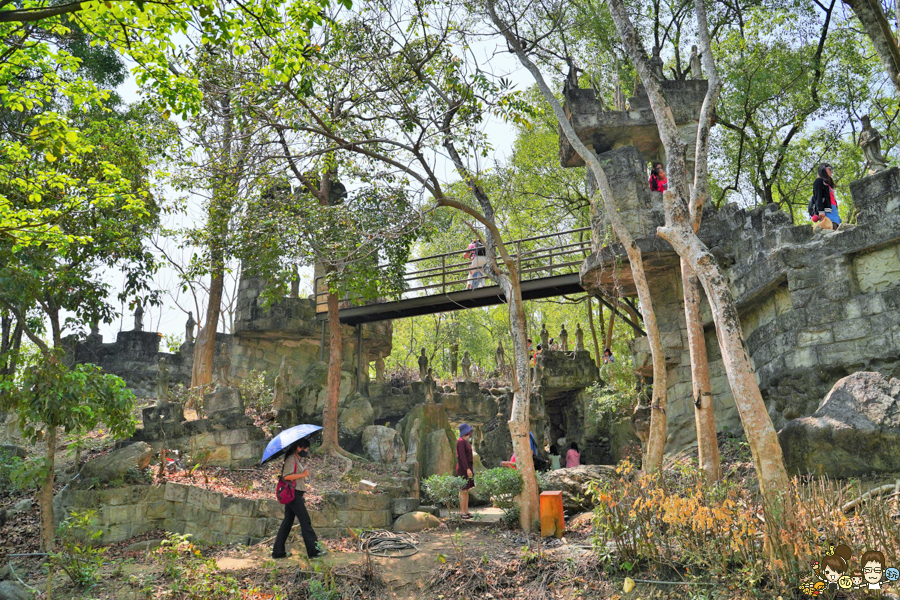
461,351,472,381
374,353,385,384
564,56,582,94
575,323,585,352
133,304,144,332
217,345,231,388
688,45,702,79
273,356,289,410
418,348,428,380
540,323,550,348
859,115,889,175
614,79,627,111
424,367,436,403
650,45,664,80
450,343,459,377
185,311,196,344
559,324,569,352
495,341,506,371
87,319,101,343
156,357,169,407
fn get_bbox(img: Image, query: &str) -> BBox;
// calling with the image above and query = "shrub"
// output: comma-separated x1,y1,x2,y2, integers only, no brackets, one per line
422,474,467,511
474,467,522,523
0,449,24,490
51,510,107,588
240,370,273,413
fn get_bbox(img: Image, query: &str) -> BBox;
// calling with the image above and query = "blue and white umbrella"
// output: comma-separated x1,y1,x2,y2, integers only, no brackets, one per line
260,424,323,464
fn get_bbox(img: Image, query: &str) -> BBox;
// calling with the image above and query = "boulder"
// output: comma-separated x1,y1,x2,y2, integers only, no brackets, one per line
294,362,355,420
0,581,30,600
124,539,164,553
778,372,900,477
80,442,152,484
362,426,405,464
338,397,374,452
393,511,441,533
0,445,25,459
421,429,455,479
541,465,616,512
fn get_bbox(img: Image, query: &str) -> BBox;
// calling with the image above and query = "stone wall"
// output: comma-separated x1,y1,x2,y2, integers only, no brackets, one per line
581,164,900,453
54,482,399,545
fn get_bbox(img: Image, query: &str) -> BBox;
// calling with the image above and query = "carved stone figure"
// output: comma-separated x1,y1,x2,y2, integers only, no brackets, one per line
575,323,585,352
418,347,428,380
688,45,702,79
217,345,231,388
650,45,664,80
87,319,101,343
374,353,386,384
133,304,144,332
450,343,459,377
559,324,569,352
185,311,196,344
156,357,169,406
614,79,627,111
424,368,435,403
273,356,289,410
859,115,890,175
540,323,550,348
495,341,506,370
461,351,472,381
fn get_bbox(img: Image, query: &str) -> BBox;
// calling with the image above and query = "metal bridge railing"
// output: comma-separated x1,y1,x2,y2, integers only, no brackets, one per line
314,227,592,314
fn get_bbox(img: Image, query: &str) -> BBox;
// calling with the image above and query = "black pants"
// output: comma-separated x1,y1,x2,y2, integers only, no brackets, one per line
272,491,319,558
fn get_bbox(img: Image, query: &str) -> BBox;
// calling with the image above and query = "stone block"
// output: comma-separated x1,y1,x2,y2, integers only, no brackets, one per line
191,432,217,450
142,404,184,429
184,504,211,528
257,499,283,519
216,429,252,446
391,497,420,517
232,440,266,462
164,482,190,503
146,501,171,520
202,490,223,512
797,327,833,347
833,318,872,342
788,347,818,370
186,486,205,507
817,340,864,367
350,493,391,511
322,491,351,509
108,505,139,524
365,510,393,529
206,445,231,465
222,497,256,518
229,516,255,536
103,524,133,544
203,387,244,419
210,515,232,534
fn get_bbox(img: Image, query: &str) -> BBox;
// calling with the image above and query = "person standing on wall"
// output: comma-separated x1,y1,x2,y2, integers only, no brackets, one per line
456,423,475,520
811,163,841,231
273,438,325,559
649,163,667,192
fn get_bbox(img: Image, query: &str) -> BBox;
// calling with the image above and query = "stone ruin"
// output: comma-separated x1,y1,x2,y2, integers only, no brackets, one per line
564,78,900,459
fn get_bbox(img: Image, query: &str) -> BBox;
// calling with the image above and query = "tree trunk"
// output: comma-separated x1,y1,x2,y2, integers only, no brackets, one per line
40,426,57,551
843,0,900,97
604,306,616,351
321,289,342,451
587,297,602,368
500,276,540,531
681,260,721,482
486,4,669,472
191,267,224,391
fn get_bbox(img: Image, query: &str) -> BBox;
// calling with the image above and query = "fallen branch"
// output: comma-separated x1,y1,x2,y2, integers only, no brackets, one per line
629,578,716,586
840,481,900,513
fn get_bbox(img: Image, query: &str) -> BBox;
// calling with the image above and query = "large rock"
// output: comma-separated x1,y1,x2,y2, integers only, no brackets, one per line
338,397,374,452
203,387,244,419
541,465,616,512
80,442,152,484
421,429,455,479
393,511,441,533
294,362,355,421
779,372,900,477
362,425,405,464
0,581,31,600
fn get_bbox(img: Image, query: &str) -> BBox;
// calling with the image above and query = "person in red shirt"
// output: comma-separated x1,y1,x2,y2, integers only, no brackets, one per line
649,163,667,192
456,423,475,520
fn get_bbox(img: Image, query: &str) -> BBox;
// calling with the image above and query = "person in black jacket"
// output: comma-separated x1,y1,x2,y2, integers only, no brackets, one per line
812,163,841,230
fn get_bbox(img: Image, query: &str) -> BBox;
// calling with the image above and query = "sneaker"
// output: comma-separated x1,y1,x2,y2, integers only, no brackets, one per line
272,552,292,559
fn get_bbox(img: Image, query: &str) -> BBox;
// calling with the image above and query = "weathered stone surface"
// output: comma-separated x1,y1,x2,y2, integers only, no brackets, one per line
0,445,25,459
124,539,164,552
779,372,900,477
0,581,30,600
361,425,405,464
541,465,616,512
338,397,375,452
390,497,420,517
204,387,244,419
392,511,441,532
421,429,455,479
80,442,152,484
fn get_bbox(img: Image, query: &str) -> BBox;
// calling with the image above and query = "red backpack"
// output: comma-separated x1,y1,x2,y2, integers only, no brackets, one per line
276,457,297,504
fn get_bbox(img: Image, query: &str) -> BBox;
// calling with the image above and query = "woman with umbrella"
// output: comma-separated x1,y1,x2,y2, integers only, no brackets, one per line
263,425,326,559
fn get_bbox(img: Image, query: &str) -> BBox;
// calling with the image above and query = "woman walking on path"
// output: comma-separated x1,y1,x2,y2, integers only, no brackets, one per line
456,423,475,519
272,438,325,559
812,163,841,230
